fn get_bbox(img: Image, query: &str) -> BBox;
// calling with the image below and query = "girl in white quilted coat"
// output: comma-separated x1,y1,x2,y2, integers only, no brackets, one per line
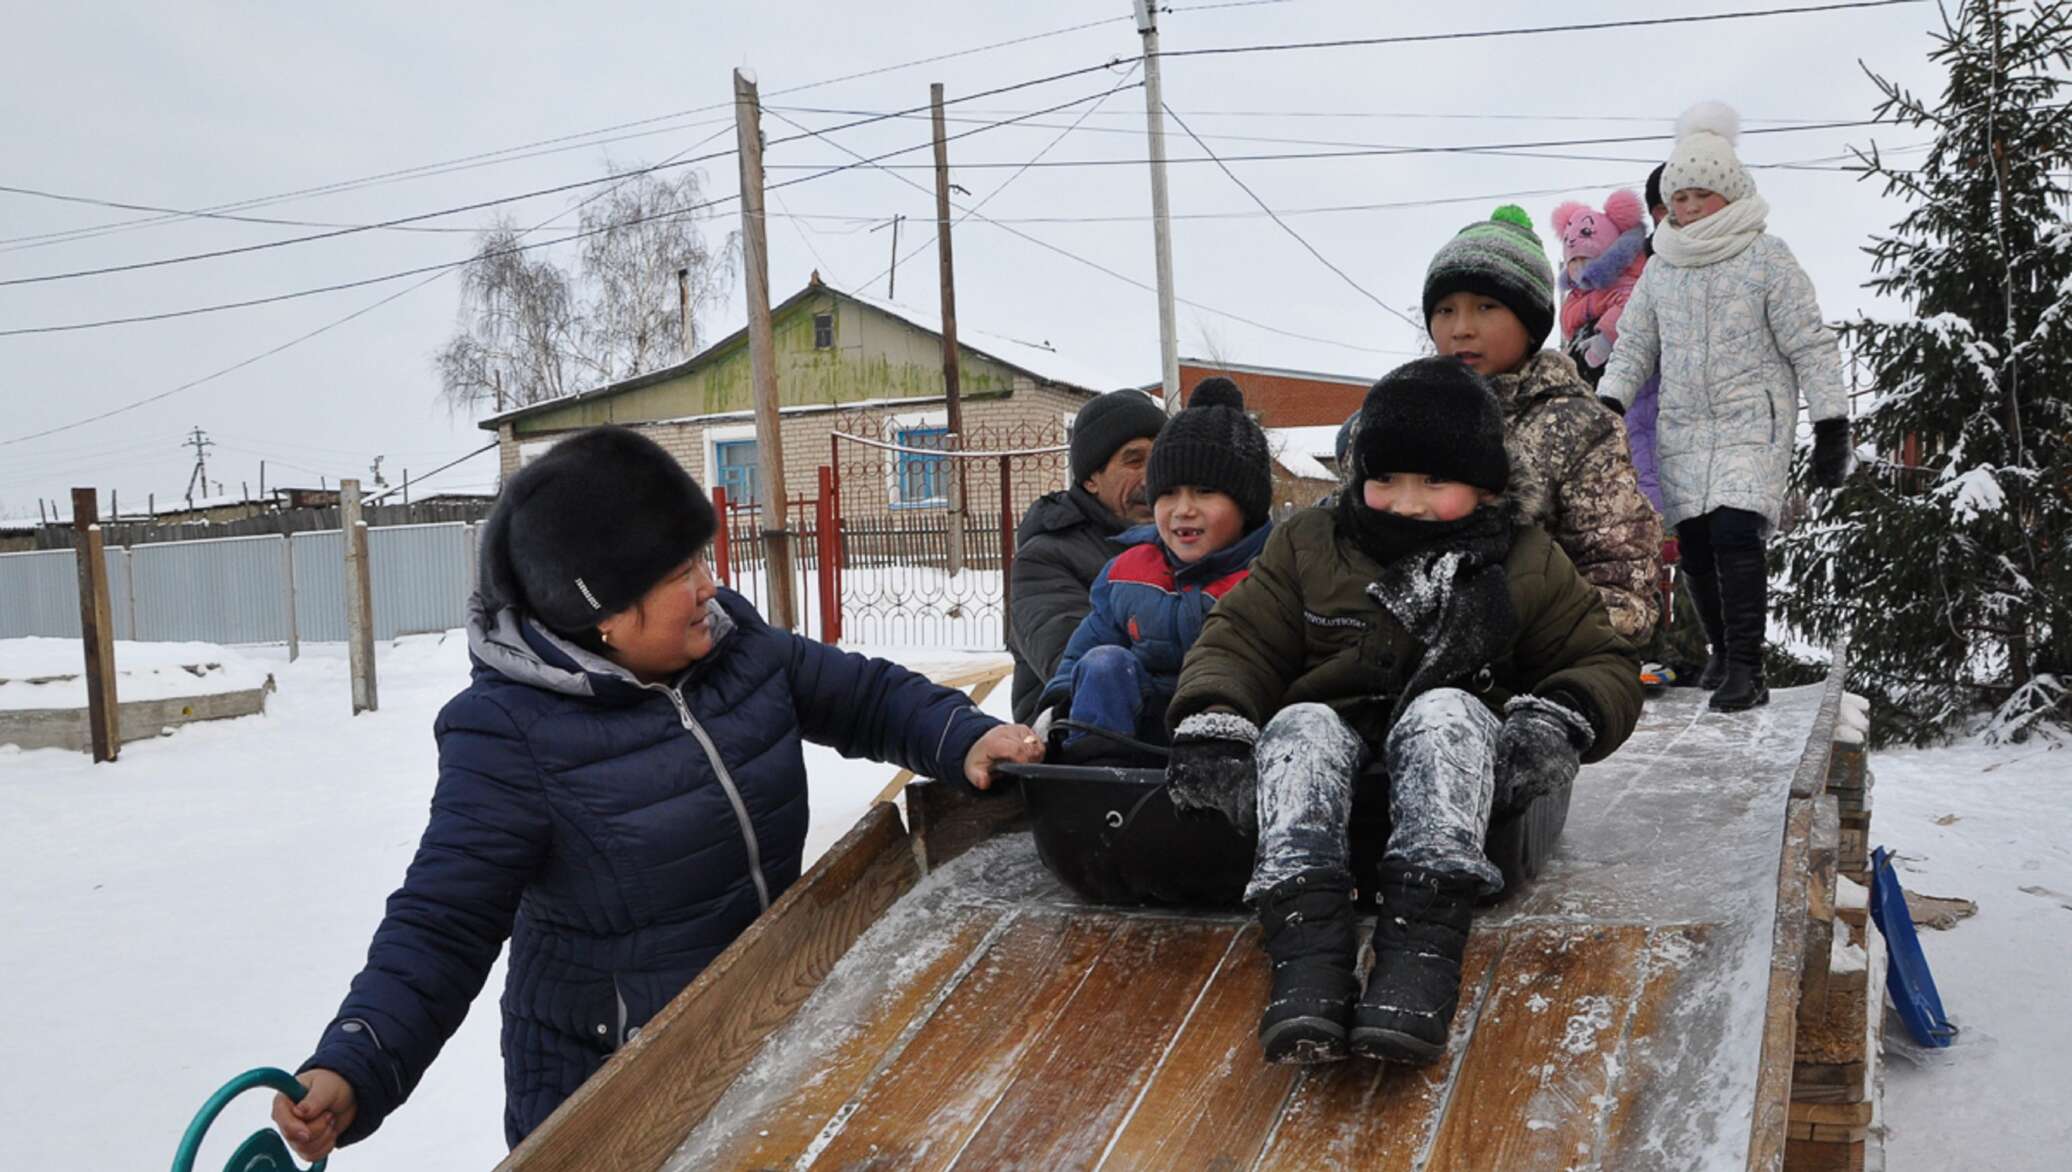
1599,102,1853,712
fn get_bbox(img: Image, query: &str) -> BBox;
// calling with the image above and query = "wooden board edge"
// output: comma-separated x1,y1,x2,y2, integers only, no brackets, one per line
498,800,919,1172
1790,640,1850,800
1748,797,1817,1172
906,774,1029,875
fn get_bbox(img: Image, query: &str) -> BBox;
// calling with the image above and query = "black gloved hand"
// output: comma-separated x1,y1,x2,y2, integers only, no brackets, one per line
1166,712,1260,834
1811,418,1853,489
1492,695,1595,815
1596,394,1626,417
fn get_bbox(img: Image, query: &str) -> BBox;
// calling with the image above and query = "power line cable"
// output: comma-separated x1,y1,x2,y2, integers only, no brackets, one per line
1153,1,1929,62
0,15,1139,253
0,86,1134,335
1162,103,1424,333
761,107,1419,358
0,78,1136,290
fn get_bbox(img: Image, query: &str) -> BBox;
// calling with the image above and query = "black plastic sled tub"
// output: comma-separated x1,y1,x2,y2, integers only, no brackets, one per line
999,761,1573,909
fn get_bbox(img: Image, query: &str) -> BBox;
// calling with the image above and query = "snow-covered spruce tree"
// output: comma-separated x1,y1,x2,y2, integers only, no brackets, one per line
1777,0,2072,745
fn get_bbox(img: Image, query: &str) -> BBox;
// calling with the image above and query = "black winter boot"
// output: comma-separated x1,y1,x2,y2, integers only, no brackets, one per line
1352,864,1480,1064
1253,868,1360,1064
1681,564,1729,690
1709,543,1771,712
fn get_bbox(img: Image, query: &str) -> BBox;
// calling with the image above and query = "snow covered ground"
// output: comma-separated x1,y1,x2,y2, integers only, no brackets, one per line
0,636,272,710
1,632,2064,1170
0,633,1008,1172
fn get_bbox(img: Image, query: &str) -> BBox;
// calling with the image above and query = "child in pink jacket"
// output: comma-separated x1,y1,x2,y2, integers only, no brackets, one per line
1555,188,1662,512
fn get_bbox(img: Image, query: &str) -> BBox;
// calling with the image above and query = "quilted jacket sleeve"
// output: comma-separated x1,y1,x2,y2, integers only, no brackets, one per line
1009,532,1100,689
787,633,996,784
1597,263,1661,411
1761,237,1849,425
1038,556,1128,711
301,690,551,1147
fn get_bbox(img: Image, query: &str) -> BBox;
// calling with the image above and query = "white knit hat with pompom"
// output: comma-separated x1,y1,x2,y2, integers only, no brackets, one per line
1661,101,1755,204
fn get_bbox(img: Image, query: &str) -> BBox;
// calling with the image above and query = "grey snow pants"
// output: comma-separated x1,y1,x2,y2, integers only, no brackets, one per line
1245,690,1506,902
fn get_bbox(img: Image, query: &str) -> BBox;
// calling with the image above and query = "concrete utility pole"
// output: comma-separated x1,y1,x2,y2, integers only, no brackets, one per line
340,478,378,714
71,487,119,762
930,81,967,574
734,68,797,630
1134,0,1181,413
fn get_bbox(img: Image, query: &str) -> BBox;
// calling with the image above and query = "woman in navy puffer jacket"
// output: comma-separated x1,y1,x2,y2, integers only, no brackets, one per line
271,427,1040,1159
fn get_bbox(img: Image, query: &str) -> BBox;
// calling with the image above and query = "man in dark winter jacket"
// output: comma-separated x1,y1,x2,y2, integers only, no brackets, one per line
1007,388,1167,723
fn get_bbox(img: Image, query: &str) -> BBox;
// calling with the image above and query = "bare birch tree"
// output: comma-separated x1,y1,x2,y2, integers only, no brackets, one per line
438,166,737,413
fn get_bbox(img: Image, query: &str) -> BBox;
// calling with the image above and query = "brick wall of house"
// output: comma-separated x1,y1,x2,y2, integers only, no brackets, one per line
1178,360,1374,428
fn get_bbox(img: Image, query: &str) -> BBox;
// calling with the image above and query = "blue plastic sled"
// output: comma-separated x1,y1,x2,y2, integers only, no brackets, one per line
1868,845,1958,1048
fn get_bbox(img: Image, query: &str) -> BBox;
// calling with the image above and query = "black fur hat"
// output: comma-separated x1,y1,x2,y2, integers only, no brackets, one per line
1348,358,1510,494
1070,388,1168,484
1144,376,1273,530
479,426,716,634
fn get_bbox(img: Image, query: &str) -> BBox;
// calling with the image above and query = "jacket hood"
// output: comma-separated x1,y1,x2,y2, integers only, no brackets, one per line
1489,349,1592,412
465,591,738,699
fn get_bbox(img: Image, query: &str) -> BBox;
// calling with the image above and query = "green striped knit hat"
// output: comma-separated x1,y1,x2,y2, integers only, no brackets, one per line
1422,204,1556,353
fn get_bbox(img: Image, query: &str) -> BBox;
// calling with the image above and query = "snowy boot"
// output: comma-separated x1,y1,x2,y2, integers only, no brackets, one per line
1351,863,1479,1064
1253,867,1360,1064
1681,564,1729,691
1710,543,1771,712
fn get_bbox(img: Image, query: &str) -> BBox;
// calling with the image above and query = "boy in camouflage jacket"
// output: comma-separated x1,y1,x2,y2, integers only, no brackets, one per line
1166,359,1641,1068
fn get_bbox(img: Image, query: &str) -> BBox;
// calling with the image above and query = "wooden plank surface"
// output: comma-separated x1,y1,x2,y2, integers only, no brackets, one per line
1252,928,1507,1171
949,917,1237,1169
1095,923,1301,1170
1423,924,1651,1170
1595,925,1716,1167
500,802,919,1172
689,906,1004,1170
803,911,1119,1171
1748,798,1818,1172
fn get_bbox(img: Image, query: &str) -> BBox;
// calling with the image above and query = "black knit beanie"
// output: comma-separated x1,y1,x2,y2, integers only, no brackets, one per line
1347,359,1510,494
1069,388,1168,485
1645,163,1667,213
1422,205,1557,354
1144,377,1273,530
479,426,717,635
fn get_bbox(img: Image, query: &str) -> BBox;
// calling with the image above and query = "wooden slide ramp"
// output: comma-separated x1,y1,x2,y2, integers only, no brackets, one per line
502,666,1843,1172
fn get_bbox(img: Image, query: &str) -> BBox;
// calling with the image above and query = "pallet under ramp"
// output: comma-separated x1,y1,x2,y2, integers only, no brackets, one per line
500,659,1848,1172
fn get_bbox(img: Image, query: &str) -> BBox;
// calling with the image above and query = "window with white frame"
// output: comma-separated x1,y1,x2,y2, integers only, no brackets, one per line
703,424,761,507
886,410,950,508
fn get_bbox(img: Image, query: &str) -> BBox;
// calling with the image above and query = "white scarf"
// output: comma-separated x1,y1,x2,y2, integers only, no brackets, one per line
1653,193,1771,268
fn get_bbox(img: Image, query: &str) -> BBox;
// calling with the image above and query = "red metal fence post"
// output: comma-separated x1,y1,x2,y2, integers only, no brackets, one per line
711,485,732,588
998,453,1014,651
817,466,839,645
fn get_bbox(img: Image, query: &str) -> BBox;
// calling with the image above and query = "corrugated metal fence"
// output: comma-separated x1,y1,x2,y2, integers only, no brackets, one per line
0,523,478,645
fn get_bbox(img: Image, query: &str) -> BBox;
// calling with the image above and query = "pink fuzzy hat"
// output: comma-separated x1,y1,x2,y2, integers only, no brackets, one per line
1551,190,1645,263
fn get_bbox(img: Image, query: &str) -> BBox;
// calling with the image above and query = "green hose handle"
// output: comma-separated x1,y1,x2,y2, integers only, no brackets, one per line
171,1067,327,1172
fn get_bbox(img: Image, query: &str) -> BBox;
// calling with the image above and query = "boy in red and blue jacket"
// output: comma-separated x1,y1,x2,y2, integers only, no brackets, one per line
1041,378,1274,755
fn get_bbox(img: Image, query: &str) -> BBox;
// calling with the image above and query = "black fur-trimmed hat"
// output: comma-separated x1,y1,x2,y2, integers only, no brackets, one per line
479,426,716,634
1348,358,1510,494
1144,376,1273,530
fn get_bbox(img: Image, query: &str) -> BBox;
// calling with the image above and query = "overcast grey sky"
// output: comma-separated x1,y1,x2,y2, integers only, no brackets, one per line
0,0,1944,519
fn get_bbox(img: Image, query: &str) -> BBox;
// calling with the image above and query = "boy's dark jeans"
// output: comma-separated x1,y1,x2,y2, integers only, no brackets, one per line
1066,644,1157,743
1673,507,1768,668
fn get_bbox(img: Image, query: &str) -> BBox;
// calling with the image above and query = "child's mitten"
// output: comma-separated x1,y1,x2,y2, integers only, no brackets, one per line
1166,712,1260,833
1811,418,1853,489
1492,694,1595,814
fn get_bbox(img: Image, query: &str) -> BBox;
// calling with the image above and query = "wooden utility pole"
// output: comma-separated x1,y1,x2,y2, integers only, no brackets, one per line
340,478,379,713
71,487,120,762
735,68,796,630
871,214,904,299
1133,0,1181,412
677,267,692,357
931,82,967,575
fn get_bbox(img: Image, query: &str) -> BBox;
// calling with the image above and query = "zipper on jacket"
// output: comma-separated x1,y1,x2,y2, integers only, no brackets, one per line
649,682,772,913
613,975,630,1049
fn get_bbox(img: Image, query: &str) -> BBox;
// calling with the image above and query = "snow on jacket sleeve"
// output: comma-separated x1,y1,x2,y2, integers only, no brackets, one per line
1598,263,1661,411
301,691,550,1147
785,631,996,784
1508,535,1644,762
1038,556,1130,711
1761,237,1849,424
1168,521,1310,732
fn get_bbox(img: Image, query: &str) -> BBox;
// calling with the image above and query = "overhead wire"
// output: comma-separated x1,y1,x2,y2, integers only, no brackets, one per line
0,85,1137,336
1161,103,1424,333
761,107,1420,358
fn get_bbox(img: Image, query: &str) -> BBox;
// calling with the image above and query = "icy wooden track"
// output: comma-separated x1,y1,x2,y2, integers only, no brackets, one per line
500,673,1841,1172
